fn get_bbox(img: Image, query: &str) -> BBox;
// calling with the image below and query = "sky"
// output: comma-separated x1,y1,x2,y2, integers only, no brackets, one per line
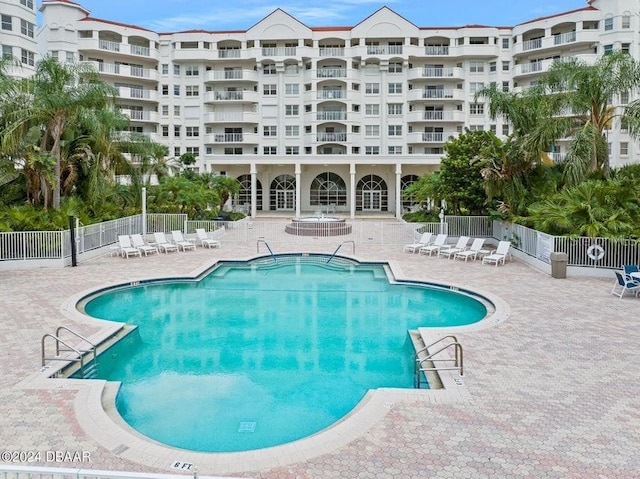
55,0,591,32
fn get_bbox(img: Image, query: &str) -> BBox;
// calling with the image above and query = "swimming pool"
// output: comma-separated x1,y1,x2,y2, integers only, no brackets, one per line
81,255,488,452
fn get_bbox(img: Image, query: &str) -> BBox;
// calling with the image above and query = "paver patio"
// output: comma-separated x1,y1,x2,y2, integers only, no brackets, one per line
1,224,638,479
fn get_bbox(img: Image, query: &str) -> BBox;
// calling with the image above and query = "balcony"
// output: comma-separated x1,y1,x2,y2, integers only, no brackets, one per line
316,68,347,79
78,38,156,58
318,47,345,57
260,47,297,57
83,61,158,81
204,69,259,82
407,132,457,143
366,45,403,55
204,90,259,103
316,90,347,100
424,45,450,56
406,110,465,123
408,67,464,80
203,112,260,123
514,29,600,56
116,87,158,102
121,110,159,123
206,132,259,144
407,89,465,102
317,132,347,142
316,111,347,121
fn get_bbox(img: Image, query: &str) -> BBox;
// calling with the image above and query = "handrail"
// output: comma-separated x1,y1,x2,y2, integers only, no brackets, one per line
327,240,356,263
41,334,86,376
414,336,463,388
55,326,97,366
256,238,276,263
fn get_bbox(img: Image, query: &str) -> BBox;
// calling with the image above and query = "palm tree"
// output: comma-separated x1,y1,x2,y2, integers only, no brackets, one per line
2,57,117,208
210,175,241,212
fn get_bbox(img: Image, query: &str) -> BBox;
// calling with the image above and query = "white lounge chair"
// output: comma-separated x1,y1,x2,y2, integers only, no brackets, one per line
153,232,178,253
171,230,196,252
482,241,511,266
196,228,221,249
117,235,142,258
131,233,158,256
454,238,486,262
418,234,447,256
403,232,433,253
439,236,470,259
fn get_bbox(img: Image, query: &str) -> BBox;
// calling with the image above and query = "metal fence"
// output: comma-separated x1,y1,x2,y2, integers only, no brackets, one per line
0,464,241,479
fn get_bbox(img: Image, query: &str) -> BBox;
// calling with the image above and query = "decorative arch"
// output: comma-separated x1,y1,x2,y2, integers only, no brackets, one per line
269,174,296,210
401,174,419,210
310,172,347,207
236,174,262,211
356,174,388,212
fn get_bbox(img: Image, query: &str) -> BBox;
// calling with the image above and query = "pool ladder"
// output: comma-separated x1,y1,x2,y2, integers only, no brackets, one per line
327,241,355,263
256,238,276,263
414,335,463,389
41,326,98,379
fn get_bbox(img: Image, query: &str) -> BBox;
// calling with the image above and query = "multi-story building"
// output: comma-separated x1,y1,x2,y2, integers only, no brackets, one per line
31,0,640,217
0,0,37,77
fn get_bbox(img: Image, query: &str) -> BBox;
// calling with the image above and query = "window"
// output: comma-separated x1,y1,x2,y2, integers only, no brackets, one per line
161,64,169,75
285,105,299,116
161,84,168,96
502,61,510,71
502,81,509,92
468,125,483,131
604,17,613,31
263,126,277,137
173,64,180,75
622,15,631,29
489,124,496,134
186,147,199,157
173,85,180,96
161,105,169,116
263,63,276,75
365,125,380,137
365,83,380,94
389,62,403,73
186,126,199,137
603,44,613,55
388,146,402,155
285,125,299,137
502,38,509,49
20,19,34,38
388,125,402,136
20,0,34,8
387,104,403,115
161,125,169,137
285,146,299,155
263,84,277,95
365,146,380,155
469,82,484,93
185,85,199,97
263,146,277,155
469,103,484,115
620,142,629,156
174,105,180,116
1,15,12,31
185,66,199,76
388,83,402,94
20,49,34,66
285,84,299,95
621,91,629,104
621,43,630,54
2,45,12,59
469,60,484,73
489,61,497,72
206,147,213,155
224,147,243,155
66,51,75,63
174,147,181,157
502,124,509,136
365,104,380,116
174,125,181,137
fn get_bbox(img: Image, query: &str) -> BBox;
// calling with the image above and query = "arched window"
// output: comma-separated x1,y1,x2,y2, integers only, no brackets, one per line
236,174,262,211
269,174,296,210
356,174,388,212
401,174,419,210
310,172,347,206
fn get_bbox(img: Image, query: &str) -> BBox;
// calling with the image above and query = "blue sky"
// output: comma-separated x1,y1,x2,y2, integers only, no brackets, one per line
61,0,590,32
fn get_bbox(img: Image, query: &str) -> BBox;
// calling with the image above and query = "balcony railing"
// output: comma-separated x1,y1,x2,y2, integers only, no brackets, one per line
217,49,241,58
422,132,444,142
422,89,455,99
317,132,347,142
129,44,150,56
553,31,576,45
316,111,347,121
366,45,403,55
317,90,346,100
319,47,345,57
422,67,455,78
214,133,243,142
261,47,297,56
212,91,244,100
317,68,347,78
522,38,543,51
425,45,449,56
99,39,120,52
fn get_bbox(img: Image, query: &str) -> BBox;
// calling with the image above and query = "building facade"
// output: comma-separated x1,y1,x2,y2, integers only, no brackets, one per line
28,0,640,217
0,0,37,77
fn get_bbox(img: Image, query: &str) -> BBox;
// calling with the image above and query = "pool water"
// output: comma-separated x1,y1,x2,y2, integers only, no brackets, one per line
83,257,487,452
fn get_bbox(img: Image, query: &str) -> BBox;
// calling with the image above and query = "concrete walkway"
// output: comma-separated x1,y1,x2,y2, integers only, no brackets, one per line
1,230,638,478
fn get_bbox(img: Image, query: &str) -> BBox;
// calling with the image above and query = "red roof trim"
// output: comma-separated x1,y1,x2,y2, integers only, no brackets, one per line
80,17,155,33
40,0,90,15
517,6,597,26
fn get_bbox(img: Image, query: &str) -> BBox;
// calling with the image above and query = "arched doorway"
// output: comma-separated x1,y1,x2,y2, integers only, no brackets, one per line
401,174,420,211
270,174,296,211
310,172,347,210
356,174,388,212
236,174,262,211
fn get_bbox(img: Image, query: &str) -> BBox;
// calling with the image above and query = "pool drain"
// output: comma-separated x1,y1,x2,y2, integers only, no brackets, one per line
238,422,256,433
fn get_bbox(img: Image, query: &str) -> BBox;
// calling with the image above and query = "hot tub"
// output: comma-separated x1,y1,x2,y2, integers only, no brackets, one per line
285,216,352,236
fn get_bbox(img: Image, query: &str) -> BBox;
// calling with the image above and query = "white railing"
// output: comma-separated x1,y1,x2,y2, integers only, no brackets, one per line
214,133,243,142
422,89,455,99
0,465,241,479
317,132,347,142
261,46,296,56
317,90,346,99
422,67,455,78
98,39,120,52
522,38,542,51
445,216,493,238
425,45,449,55
217,49,241,58
0,230,64,261
211,91,244,101
366,45,403,55
129,44,150,56
317,111,347,121
317,68,347,78
553,31,576,45
319,47,345,57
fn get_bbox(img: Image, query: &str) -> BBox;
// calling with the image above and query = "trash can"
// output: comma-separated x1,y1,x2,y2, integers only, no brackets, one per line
550,252,568,279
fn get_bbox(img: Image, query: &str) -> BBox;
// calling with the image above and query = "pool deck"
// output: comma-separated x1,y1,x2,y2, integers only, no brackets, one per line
1,231,639,479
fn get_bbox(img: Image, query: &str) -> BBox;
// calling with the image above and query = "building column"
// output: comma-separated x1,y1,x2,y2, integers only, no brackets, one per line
250,163,257,219
295,163,302,218
395,163,402,219
350,163,357,219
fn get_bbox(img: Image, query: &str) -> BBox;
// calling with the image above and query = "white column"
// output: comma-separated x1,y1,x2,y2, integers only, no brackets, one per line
350,163,357,219
295,163,301,218
395,164,402,219
250,163,257,219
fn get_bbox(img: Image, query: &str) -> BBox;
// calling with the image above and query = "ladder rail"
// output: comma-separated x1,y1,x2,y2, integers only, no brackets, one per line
327,240,356,263
55,326,97,366
414,338,463,388
256,238,276,263
41,333,86,377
